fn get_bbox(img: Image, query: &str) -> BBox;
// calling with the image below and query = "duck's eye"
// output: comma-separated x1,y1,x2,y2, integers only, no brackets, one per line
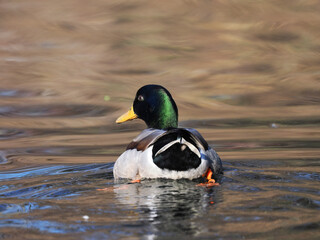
137,95,144,101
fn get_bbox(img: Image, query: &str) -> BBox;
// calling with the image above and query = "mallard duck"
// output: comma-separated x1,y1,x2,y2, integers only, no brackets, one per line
113,84,222,185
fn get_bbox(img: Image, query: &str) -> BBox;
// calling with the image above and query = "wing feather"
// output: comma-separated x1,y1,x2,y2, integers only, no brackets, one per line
126,129,166,151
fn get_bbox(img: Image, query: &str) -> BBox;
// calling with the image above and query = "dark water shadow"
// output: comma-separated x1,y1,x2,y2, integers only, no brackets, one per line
0,128,31,140
0,145,122,166
0,104,117,118
0,89,45,98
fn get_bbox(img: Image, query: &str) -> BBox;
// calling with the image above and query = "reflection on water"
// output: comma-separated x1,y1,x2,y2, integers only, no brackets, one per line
1,0,320,239
114,179,221,237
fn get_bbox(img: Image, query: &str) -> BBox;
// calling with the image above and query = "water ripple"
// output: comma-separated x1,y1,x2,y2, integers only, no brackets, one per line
0,163,114,201
0,89,41,98
0,202,52,215
182,117,320,128
0,104,116,118
0,128,31,140
0,219,89,234
0,163,113,182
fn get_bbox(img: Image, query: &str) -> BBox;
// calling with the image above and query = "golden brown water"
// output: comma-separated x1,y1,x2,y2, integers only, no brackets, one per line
0,1,320,239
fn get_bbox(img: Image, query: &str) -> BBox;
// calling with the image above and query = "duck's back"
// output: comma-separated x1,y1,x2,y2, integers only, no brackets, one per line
113,128,222,180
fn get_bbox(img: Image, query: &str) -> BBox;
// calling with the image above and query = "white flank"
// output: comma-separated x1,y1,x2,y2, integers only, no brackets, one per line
113,149,140,179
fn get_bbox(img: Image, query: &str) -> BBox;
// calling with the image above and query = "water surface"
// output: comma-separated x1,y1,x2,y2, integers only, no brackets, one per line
0,0,320,239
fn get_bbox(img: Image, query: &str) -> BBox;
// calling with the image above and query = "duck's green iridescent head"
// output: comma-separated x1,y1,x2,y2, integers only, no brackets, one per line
116,85,178,129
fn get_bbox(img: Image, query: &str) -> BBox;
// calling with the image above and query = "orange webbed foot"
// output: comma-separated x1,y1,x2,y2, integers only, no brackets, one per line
197,169,220,187
129,179,141,184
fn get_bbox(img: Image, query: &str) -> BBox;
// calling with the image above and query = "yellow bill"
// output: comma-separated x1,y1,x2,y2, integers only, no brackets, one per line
116,106,138,123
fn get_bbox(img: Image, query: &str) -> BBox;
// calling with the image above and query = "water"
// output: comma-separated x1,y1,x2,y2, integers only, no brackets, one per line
1,0,320,239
